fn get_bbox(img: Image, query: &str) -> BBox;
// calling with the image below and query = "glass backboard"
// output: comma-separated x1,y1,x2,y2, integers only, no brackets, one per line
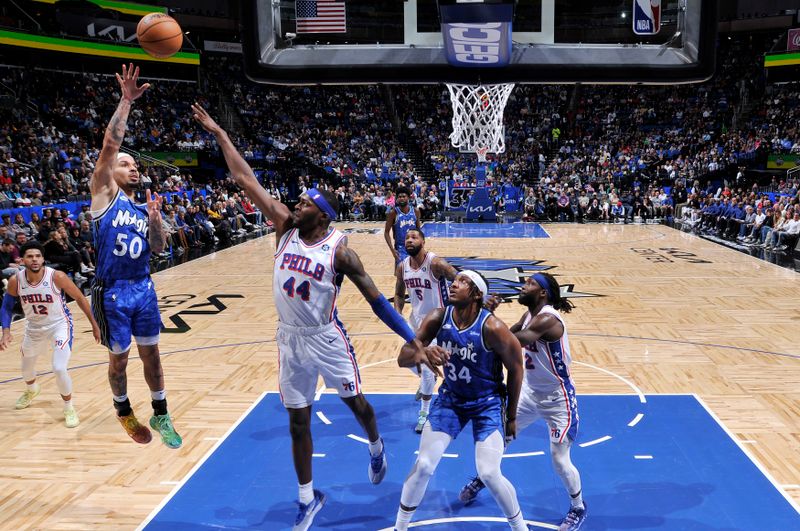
241,0,717,85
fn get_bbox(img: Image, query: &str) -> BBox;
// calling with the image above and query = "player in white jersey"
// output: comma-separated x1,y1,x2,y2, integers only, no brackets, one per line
459,272,587,531
192,104,426,531
0,242,101,428
393,228,456,433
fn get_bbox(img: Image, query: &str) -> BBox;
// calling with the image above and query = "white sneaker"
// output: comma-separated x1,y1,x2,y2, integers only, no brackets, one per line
64,407,80,428
80,264,94,273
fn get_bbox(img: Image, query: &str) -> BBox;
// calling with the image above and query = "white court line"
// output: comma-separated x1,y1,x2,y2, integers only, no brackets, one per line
740,440,757,444
348,434,370,444
782,485,800,489
316,411,332,425
415,450,459,459
694,394,800,515
574,361,646,403
136,391,269,531
312,453,326,458
579,435,612,448
628,413,644,427
376,515,558,530
203,437,220,441
634,455,653,460
503,451,546,458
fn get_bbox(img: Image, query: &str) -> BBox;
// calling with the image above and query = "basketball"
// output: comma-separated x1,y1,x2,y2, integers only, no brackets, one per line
136,13,183,59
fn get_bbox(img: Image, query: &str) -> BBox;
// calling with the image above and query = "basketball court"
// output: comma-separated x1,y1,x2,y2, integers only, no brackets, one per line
1,223,798,529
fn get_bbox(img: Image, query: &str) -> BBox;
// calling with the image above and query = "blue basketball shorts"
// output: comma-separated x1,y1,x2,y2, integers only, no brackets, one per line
427,389,505,442
91,276,162,354
395,245,408,266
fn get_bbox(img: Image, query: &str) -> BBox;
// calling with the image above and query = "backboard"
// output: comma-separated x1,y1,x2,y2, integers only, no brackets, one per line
241,0,718,85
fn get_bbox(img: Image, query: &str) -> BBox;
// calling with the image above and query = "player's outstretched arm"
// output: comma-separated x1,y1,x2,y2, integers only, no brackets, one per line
91,64,150,209
0,275,19,350
485,316,523,442
191,103,292,238
54,271,101,344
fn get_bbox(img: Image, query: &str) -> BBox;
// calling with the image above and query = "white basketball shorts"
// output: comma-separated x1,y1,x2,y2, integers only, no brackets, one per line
21,321,73,360
277,320,361,409
516,383,579,444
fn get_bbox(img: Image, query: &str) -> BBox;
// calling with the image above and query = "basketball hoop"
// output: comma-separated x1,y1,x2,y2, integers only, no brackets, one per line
446,83,515,163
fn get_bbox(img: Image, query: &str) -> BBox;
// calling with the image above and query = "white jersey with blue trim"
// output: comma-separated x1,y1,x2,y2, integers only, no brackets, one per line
16,267,72,335
521,305,573,391
402,251,448,331
273,227,346,327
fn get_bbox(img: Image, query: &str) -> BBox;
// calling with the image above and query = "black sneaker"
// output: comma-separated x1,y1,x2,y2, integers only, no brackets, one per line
458,476,485,505
558,503,587,531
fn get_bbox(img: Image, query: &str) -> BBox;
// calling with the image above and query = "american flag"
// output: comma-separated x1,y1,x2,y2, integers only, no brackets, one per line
295,0,346,34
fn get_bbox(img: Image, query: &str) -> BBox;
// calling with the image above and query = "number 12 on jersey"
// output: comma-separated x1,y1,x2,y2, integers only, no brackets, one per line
283,277,311,301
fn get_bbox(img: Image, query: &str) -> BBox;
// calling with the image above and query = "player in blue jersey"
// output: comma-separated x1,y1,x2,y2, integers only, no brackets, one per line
191,103,427,531
89,64,180,449
384,186,421,268
458,272,587,531
394,270,528,531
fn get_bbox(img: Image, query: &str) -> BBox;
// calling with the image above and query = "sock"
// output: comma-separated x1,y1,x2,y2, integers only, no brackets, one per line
27,382,39,392
63,399,73,409
368,437,383,457
570,489,584,509
113,396,132,416
152,398,168,416
420,398,431,415
508,510,527,531
298,481,314,504
394,507,414,531
151,389,166,401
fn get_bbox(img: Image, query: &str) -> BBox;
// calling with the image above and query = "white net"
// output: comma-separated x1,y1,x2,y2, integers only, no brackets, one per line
446,83,515,163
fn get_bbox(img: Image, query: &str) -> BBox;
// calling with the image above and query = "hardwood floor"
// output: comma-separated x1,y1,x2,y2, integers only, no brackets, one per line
0,222,797,529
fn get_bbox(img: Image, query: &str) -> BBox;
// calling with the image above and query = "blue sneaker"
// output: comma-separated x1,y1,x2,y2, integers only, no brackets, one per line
368,438,387,484
458,476,485,505
293,489,326,531
558,502,587,531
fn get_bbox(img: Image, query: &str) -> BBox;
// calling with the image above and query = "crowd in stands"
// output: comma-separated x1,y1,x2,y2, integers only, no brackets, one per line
0,33,798,275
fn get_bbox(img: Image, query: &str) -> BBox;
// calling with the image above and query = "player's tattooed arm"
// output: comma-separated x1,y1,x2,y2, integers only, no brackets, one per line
146,189,166,254
92,64,150,198
335,240,382,301
432,257,458,282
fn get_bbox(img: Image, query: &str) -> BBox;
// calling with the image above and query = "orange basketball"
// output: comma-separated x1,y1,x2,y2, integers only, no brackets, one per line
137,13,183,59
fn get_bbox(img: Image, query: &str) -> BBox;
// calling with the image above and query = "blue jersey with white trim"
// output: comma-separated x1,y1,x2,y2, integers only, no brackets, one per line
393,206,417,250
92,190,151,281
436,306,503,400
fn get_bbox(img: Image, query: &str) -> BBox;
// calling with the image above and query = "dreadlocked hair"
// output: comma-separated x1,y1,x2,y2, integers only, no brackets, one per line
538,272,574,313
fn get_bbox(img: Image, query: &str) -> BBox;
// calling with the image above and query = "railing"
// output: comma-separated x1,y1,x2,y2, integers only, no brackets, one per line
788,165,800,180
120,146,179,173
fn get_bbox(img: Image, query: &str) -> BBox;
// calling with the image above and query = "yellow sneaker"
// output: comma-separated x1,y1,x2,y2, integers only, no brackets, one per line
64,407,80,428
15,386,40,410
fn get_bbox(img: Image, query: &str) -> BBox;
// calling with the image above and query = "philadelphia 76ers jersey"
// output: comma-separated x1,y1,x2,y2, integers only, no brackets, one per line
436,306,503,400
402,251,448,330
16,267,72,335
521,305,574,391
393,206,417,250
273,227,347,327
92,190,151,281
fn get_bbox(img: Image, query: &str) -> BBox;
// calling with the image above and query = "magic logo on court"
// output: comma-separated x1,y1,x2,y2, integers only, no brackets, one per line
444,256,601,302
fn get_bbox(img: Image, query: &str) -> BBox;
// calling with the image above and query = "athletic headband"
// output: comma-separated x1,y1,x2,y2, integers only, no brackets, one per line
532,273,556,302
116,152,135,160
306,188,337,220
458,270,488,302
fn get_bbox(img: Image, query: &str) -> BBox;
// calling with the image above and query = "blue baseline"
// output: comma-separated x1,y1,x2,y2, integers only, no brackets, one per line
143,394,799,530
422,222,550,239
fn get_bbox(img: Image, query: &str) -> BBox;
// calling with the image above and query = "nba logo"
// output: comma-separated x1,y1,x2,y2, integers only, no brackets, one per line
632,0,660,36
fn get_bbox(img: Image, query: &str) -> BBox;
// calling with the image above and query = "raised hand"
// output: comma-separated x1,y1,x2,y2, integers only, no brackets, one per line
191,103,222,135
146,188,162,221
116,63,150,102
0,330,12,351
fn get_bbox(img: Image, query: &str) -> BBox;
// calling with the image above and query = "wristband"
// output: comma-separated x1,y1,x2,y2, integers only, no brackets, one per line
370,294,416,343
